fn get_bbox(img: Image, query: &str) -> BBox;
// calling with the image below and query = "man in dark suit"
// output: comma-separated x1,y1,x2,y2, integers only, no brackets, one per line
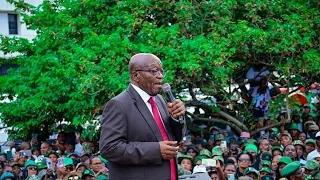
99,53,186,180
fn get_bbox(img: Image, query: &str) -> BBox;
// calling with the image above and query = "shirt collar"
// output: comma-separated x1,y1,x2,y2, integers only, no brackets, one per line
131,83,153,103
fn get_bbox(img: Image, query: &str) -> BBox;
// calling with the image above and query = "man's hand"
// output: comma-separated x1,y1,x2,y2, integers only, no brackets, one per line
168,99,185,119
159,141,179,160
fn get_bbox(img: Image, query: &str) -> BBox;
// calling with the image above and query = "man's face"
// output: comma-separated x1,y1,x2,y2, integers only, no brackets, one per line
316,137,320,147
259,140,270,152
298,133,306,142
238,154,251,168
284,145,297,159
281,136,292,147
306,143,315,153
271,155,281,171
41,143,51,155
135,59,164,96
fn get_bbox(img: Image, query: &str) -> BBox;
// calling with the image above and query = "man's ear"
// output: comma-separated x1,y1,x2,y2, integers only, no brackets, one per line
131,72,140,82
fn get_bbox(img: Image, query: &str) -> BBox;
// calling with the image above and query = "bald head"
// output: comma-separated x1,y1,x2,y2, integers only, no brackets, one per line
128,53,161,73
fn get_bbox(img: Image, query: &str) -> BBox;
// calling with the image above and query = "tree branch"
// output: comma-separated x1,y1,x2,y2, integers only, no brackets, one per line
186,112,243,135
250,122,282,135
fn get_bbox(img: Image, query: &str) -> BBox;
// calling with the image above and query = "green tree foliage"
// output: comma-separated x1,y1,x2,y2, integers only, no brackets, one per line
0,0,319,139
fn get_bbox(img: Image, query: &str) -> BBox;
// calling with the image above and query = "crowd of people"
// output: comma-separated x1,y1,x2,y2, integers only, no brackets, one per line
176,102,320,180
0,131,108,180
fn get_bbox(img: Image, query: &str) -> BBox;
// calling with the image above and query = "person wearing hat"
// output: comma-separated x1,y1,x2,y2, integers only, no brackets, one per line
214,133,224,146
75,162,89,174
0,172,15,180
244,167,259,180
293,140,306,160
44,151,59,169
281,161,304,180
10,163,22,180
283,145,297,161
288,123,300,141
307,132,320,161
211,146,223,157
272,146,283,156
260,167,272,177
81,169,96,180
305,139,316,154
24,160,38,179
280,132,292,147
193,155,206,166
178,154,193,173
276,156,292,179
186,145,199,158
244,144,259,170
304,160,319,175
63,158,75,174
308,124,319,139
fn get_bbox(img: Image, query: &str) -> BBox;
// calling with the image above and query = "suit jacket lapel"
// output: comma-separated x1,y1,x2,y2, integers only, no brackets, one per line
127,85,163,142
155,96,174,141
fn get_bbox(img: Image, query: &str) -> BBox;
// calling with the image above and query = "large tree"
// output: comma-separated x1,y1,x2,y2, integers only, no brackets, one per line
0,0,319,139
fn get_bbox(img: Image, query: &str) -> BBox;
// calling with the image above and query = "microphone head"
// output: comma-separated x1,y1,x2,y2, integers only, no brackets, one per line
161,83,171,92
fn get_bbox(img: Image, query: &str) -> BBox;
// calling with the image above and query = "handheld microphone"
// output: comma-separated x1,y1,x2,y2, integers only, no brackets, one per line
162,83,184,124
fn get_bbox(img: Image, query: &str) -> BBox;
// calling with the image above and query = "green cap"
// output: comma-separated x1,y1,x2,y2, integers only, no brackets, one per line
193,155,206,165
305,160,319,170
213,156,224,163
293,140,305,147
97,174,109,180
305,139,316,146
260,167,272,174
199,149,211,158
261,160,271,167
214,134,224,141
244,144,258,154
309,124,319,131
63,157,74,166
177,154,193,164
272,146,283,152
260,175,274,180
261,152,272,161
278,156,292,165
0,152,7,156
0,172,15,180
288,123,299,131
82,169,95,178
211,146,223,157
281,161,301,177
24,159,36,168
35,159,47,169
244,167,259,176
247,139,258,146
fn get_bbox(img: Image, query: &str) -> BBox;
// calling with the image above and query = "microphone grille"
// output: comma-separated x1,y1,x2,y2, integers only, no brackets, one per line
161,83,171,92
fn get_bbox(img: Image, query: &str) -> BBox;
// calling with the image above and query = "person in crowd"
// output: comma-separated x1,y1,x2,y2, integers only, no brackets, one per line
275,156,292,179
89,156,108,179
298,132,307,142
40,142,52,156
236,153,253,177
280,161,304,180
186,145,199,159
24,159,38,179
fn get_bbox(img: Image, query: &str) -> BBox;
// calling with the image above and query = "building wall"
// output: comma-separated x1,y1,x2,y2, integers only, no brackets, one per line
0,0,42,58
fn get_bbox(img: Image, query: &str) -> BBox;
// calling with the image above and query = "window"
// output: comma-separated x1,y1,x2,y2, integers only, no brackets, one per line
8,14,18,35
0,63,19,76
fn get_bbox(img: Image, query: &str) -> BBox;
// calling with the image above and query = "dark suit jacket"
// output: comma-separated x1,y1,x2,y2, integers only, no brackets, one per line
99,85,185,180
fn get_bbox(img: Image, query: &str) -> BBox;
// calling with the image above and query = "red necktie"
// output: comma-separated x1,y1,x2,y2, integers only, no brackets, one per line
148,97,177,180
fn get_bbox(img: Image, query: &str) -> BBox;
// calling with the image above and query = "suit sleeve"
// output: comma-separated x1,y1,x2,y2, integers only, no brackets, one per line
99,99,162,165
